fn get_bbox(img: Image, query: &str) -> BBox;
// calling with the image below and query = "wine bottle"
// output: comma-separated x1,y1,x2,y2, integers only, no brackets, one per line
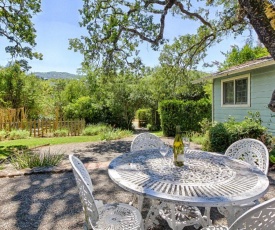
173,125,185,167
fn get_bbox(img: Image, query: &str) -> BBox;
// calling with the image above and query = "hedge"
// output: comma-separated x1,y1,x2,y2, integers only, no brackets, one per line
159,98,211,136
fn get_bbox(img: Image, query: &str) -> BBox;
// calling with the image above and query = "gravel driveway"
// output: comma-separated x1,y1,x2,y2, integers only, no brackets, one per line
0,132,274,230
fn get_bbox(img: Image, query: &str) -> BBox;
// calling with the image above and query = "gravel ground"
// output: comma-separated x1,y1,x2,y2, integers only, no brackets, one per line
0,131,274,230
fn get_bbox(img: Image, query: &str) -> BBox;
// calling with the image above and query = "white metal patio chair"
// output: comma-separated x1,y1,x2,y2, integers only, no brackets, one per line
130,132,164,152
202,197,275,230
218,138,269,225
130,133,164,210
130,133,204,229
69,155,144,230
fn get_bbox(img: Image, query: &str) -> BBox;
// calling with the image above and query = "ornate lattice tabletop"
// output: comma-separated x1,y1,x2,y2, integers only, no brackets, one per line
108,149,269,207
108,149,269,228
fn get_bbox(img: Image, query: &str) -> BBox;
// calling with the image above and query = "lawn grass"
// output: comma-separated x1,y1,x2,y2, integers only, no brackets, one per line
0,135,102,148
0,135,102,160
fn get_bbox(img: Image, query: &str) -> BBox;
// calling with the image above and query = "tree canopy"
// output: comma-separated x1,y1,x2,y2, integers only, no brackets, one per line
69,0,275,72
0,0,42,69
219,44,270,70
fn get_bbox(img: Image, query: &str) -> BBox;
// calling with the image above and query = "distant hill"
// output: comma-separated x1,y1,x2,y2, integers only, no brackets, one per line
33,71,78,79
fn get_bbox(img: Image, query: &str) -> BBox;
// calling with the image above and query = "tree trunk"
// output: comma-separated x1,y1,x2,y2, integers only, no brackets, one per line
239,0,275,59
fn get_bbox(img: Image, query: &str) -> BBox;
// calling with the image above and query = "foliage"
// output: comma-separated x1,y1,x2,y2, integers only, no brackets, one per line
219,44,270,70
64,96,102,124
159,98,211,136
204,123,229,152
203,112,273,152
70,0,249,72
82,123,111,136
136,109,151,128
190,132,207,145
53,129,68,137
8,129,29,140
0,0,43,69
0,130,7,141
269,149,275,164
0,64,44,119
61,78,89,103
11,149,64,169
99,128,133,141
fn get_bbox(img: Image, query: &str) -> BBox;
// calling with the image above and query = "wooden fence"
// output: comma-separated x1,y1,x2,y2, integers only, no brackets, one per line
0,119,85,137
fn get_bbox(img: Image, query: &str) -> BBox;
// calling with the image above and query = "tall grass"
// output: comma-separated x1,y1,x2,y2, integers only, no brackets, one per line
99,128,133,141
82,123,111,136
11,149,64,169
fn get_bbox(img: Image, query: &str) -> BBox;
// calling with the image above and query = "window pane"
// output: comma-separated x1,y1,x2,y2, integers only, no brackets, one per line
235,78,247,104
223,81,234,104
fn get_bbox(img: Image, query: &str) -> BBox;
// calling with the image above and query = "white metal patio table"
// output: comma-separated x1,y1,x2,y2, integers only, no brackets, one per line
108,149,269,229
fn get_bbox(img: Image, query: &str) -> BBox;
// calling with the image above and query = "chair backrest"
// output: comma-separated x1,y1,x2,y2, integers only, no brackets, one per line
229,198,275,229
130,132,163,152
225,138,269,175
69,155,99,228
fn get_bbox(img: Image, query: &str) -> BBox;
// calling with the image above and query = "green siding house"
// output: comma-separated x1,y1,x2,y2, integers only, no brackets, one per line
196,56,275,135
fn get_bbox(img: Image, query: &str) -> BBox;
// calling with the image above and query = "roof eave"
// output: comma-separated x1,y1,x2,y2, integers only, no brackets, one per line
192,59,275,84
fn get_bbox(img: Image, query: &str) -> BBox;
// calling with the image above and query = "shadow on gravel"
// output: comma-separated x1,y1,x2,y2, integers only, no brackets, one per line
0,172,83,230
71,140,132,164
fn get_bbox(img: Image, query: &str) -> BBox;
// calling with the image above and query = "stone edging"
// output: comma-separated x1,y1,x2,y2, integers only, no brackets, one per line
0,161,110,178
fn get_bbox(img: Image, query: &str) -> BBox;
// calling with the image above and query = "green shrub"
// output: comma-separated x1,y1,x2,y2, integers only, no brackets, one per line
53,129,68,137
269,149,275,164
82,123,110,136
8,129,29,140
147,123,159,131
64,96,102,124
159,98,211,136
203,112,273,153
99,128,133,141
11,149,64,169
0,130,7,141
136,109,152,128
204,123,229,152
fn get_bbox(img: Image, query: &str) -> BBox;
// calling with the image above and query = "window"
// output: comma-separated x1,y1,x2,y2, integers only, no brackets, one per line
221,74,250,107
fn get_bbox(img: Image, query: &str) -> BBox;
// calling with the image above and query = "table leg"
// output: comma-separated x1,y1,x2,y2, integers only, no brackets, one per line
168,203,176,230
144,200,160,229
137,195,144,212
203,207,212,227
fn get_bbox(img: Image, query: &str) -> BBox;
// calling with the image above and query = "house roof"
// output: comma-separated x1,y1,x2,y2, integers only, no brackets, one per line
193,56,275,83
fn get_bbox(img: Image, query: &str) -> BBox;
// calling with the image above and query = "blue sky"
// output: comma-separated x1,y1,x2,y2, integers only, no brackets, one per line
0,0,253,74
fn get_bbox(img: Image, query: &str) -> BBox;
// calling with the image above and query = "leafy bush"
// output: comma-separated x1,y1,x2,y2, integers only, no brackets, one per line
64,96,102,124
0,130,7,141
136,109,152,127
159,98,211,136
82,123,110,136
53,129,68,137
99,128,133,141
11,149,64,169
147,123,160,131
8,129,29,140
269,149,275,165
203,123,229,152
203,112,273,152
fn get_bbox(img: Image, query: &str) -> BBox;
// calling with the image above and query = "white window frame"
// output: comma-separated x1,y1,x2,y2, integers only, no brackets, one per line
221,74,250,107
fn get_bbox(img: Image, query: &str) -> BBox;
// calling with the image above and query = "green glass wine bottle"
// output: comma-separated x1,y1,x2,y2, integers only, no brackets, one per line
173,125,185,167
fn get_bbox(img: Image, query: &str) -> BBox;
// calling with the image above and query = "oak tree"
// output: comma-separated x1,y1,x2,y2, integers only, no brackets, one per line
0,0,42,68
69,0,247,71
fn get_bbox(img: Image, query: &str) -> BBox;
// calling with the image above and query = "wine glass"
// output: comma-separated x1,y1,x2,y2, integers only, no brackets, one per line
159,143,169,158
182,136,190,151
